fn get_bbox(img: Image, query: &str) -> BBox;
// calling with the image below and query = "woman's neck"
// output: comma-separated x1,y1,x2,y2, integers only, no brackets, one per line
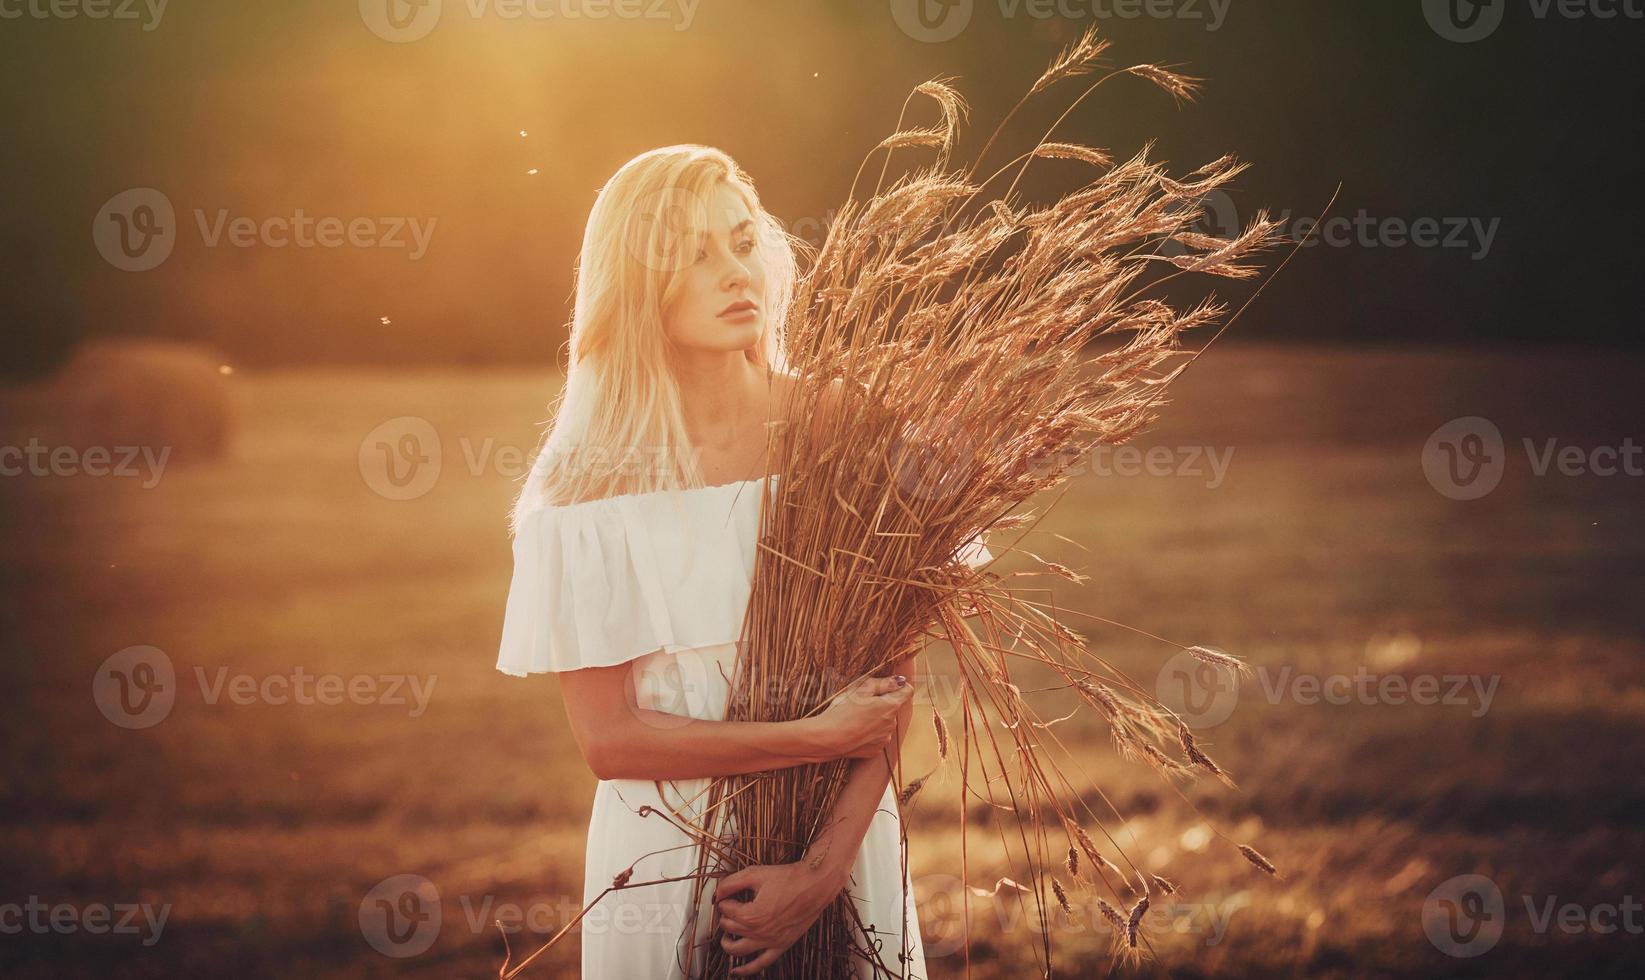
672,350,770,449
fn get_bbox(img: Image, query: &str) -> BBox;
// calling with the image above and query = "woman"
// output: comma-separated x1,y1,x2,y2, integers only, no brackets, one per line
497,145,985,978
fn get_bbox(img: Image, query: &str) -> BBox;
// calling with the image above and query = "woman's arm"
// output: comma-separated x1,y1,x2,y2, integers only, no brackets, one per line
711,649,920,976
559,665,823,780
557,661,912,781
794,653,915,886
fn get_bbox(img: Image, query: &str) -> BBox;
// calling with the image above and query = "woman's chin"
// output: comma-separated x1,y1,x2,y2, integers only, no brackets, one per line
700,319,764,350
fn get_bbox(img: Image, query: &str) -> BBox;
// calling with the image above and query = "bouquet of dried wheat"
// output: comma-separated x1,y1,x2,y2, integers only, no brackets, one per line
679,28,1288,978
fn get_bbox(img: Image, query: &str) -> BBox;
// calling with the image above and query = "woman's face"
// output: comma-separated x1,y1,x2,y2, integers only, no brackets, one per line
660,182,767,355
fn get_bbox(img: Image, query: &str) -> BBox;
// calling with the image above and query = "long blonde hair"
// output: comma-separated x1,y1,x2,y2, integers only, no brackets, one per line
511,145,800,527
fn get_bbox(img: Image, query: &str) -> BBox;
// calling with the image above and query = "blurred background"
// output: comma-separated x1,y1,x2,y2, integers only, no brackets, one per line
2,0,1641,977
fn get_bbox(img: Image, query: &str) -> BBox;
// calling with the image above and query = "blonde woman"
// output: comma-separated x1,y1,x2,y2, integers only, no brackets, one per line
498,146,986,977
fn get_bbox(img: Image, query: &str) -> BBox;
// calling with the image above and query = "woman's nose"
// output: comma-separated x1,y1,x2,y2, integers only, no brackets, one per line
720,256,750,291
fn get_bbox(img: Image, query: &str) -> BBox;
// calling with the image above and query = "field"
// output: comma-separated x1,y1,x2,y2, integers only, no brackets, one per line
2,344,1641,978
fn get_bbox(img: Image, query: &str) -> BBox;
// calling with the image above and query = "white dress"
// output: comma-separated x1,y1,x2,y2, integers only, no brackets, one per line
496,475,991,979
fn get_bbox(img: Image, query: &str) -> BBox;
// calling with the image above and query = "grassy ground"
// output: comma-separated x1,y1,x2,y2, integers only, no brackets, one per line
2,344,1641,978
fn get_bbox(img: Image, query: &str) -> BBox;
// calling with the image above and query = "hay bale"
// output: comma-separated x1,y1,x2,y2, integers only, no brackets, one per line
0,338,233,469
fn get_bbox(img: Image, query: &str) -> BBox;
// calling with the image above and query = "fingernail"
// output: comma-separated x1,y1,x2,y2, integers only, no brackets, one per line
894,675,907,686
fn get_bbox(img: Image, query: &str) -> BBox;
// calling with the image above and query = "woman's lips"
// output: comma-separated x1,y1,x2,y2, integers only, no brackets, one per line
718,300,758,321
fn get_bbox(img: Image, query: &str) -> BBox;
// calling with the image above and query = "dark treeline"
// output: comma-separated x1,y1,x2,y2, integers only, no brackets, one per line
2,0,1641,374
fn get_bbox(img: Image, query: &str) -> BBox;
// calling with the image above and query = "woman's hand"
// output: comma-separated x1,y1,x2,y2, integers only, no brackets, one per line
804,675,913,761
712,860,847,976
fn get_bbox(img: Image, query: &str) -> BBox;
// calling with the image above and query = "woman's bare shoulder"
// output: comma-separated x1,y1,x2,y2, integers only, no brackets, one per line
765,369,862,425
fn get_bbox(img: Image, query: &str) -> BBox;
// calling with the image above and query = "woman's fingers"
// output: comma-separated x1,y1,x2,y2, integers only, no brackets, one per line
715,897,752,920
868,675,905,696
713,867,762,904
719,932,763,956
852,674,909,699
840,678,877,702
729,946,786,976
715,894,768,938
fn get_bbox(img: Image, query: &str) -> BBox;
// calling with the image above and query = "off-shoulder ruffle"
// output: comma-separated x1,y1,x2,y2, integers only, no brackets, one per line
496,477,772,676
496,474,993,676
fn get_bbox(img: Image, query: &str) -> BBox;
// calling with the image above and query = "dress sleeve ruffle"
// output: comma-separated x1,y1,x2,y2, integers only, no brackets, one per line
496,485,764,677
496,502,669,676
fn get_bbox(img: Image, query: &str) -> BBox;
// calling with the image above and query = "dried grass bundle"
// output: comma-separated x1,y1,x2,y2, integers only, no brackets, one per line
682,28,1283,978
